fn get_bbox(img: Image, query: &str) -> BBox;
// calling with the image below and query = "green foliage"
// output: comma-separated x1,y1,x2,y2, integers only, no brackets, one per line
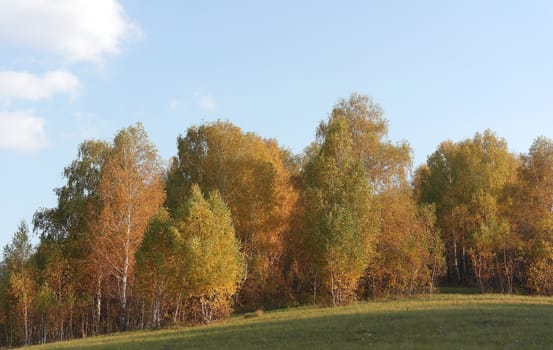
3,221,33,274
187,188,242,295
33,140,110,244
135,211,179,328
30,140,110,341
303,105,378,306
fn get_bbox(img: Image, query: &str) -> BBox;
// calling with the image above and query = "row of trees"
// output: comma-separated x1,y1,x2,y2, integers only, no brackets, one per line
415,132,553,295
1,93,551,347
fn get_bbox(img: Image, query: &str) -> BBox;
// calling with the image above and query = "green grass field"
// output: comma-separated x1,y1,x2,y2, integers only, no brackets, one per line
28,293,553,350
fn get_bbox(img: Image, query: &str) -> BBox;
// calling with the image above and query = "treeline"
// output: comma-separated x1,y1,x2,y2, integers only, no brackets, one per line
415,131,553,294
0,94,552,347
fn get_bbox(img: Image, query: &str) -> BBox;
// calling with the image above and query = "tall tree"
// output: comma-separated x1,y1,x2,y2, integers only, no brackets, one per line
166,121,296,308
301,94,418,304
92,123,166,330
32,139,110,336
302,113,377,306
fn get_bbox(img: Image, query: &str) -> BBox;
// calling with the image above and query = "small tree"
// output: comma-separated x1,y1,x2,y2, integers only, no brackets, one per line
135,212,179,328
33,283,57,343
3,221,34,346
363,190,445,297
174,185,245,322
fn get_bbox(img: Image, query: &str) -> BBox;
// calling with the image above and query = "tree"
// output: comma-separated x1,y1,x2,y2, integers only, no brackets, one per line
33,283,56,344
362,189,445,297
302,113,377,306
3,222,34,346
512,137,553,294
8,273,35,346
0,260,8,347
3,222,33,275
174,185,245,322
136,185,245,325
415,130,518,291
322,94,411,191
300,94,420,304
135,211,179,328
166,121,296,308
33,140,109,243
418,203,447,294
92,123,166,330
32,139,110,337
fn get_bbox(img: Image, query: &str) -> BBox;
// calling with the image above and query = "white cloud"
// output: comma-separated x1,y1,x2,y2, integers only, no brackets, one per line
0,0,140,63
0,70,79,101
0,110,48,152
198,95,216,112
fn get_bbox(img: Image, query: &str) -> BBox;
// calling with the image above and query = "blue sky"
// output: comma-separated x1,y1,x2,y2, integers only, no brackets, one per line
1,1,553,248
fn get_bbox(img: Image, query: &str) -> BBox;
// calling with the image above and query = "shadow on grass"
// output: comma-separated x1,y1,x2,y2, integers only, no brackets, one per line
55,303,553,350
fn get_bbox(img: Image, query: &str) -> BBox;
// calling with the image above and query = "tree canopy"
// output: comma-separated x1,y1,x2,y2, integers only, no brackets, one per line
2,94,553,347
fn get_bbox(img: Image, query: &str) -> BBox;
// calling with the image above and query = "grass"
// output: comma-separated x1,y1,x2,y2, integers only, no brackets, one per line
28,293,553,350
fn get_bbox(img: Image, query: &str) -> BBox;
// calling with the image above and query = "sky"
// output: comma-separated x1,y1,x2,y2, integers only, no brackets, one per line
1,0,553,248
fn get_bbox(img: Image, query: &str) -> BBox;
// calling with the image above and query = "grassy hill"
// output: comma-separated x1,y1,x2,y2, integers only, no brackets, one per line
28,293,553,350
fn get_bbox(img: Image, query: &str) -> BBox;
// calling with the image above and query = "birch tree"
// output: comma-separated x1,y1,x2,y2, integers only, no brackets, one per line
174,185,245,322
302,114,377,306
93,123,165,330
3,222,34,346
415,130,518,290
513,137,553,294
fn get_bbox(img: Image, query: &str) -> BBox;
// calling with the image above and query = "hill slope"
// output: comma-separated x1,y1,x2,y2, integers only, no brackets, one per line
28,293,553,350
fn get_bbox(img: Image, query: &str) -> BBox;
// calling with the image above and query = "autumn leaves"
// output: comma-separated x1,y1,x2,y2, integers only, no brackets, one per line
0,94,444,346
4,93,553,347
